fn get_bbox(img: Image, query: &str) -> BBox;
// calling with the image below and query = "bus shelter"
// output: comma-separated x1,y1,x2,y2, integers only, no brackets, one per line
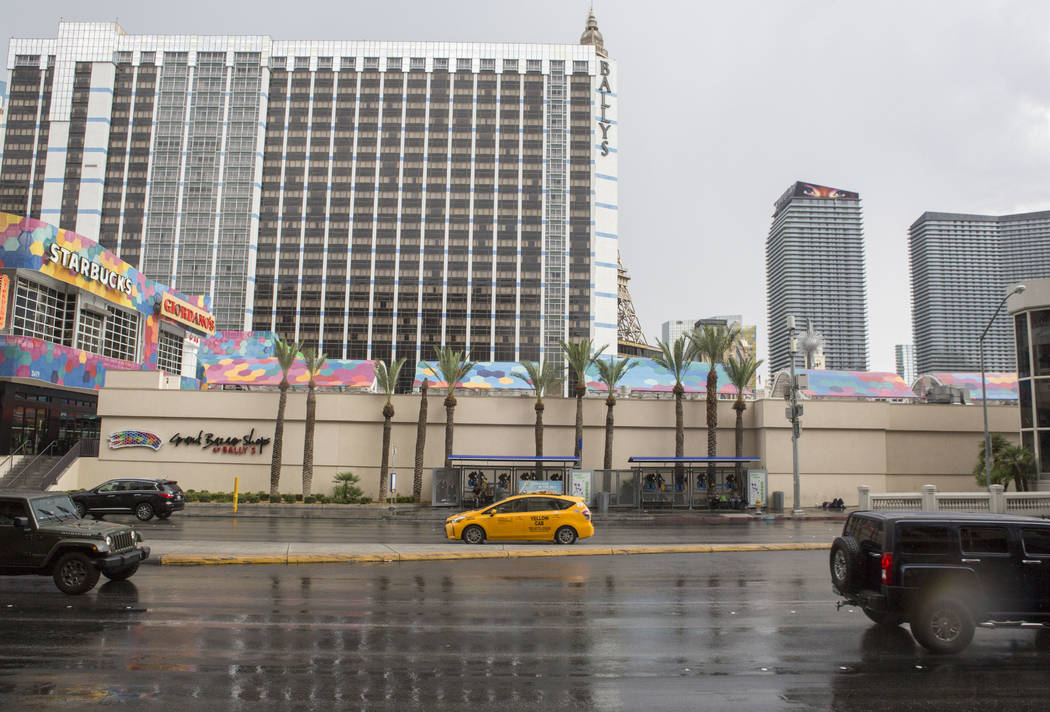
431,456,580,509
626,456,761,510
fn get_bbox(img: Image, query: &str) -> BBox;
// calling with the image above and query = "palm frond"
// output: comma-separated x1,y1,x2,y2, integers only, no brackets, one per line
374,357,407,401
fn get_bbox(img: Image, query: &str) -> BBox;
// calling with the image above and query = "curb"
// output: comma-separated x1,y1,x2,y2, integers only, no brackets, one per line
154,542,832,567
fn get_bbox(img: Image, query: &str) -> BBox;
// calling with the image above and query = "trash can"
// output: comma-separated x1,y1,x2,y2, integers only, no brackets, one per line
598,491,611,514
771,491,784,513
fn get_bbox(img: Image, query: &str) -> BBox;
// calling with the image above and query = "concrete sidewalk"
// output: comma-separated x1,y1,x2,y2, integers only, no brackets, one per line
146,540,833,566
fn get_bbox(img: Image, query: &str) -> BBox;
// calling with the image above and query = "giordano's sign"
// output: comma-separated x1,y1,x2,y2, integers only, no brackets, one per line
46,243,134,295
161,293,216,335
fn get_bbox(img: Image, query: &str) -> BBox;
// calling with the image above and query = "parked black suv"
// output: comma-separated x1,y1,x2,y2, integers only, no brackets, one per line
0,490,149,594
71,478,185,521
831,511,1050,654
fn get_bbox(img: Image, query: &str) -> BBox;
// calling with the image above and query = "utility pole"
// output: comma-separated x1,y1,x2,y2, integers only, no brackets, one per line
786,316,804,515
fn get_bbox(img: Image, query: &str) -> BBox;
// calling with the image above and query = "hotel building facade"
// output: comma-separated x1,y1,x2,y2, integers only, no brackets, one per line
909,210,1050,374
0,16,619,388
766,181,870,373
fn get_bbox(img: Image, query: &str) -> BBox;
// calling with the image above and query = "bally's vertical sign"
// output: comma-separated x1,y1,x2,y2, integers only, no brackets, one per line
597,60,614,156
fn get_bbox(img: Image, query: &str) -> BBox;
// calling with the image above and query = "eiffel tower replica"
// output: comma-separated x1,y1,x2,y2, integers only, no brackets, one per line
617,253,657,356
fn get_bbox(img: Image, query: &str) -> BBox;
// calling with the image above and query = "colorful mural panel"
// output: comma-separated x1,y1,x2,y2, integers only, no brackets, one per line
0,335,141,390
919,372,1018,401
411,358,751,395
203,357,376,388
198,331,277,363
794,369,918,399
414,361,534,390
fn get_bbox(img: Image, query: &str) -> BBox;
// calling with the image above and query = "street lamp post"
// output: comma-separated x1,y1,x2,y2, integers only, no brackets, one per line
980,284,1026,492
787,316,803,515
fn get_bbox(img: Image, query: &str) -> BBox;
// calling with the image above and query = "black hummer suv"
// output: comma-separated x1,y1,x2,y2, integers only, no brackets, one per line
831,511,1050,654
0,490,150,595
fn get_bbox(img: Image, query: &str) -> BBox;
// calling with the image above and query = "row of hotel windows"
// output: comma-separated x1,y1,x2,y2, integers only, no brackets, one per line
9,277,184,376
17,54,595,76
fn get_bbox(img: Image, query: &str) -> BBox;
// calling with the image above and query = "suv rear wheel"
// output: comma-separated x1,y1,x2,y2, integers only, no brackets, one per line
830,536,864,594
910,596,976,654
135,502,154,521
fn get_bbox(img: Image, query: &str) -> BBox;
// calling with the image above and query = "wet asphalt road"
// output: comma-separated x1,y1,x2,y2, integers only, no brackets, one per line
2,551,1049,711
109,514,846,545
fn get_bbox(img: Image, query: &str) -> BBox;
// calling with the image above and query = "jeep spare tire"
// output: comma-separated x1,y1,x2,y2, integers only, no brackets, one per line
830,535,864,594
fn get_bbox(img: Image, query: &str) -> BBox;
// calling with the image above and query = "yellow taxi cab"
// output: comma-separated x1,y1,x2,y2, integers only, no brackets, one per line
445,493,594,545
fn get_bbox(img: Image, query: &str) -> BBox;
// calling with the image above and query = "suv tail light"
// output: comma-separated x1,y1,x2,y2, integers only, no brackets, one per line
881,553,894,585
157,492,173,499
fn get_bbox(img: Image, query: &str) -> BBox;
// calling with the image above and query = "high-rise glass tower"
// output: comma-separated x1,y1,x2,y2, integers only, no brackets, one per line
908,210,1050,374
894,343,916,384
0,15,620,386
766,181,869,373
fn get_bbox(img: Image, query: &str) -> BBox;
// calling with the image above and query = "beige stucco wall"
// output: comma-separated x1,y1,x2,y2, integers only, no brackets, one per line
74,370,1021,507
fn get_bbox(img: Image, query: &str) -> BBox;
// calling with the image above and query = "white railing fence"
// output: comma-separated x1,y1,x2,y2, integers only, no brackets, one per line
859,484,1050,515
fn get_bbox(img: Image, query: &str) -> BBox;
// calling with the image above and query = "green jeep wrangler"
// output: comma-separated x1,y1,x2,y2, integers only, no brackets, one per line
0,490,150,594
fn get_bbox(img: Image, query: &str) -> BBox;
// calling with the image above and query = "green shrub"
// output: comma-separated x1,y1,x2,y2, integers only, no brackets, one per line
332,471,363,501
357,496,372,505
294,494,303,502
304,496,316,504
282,493,296,503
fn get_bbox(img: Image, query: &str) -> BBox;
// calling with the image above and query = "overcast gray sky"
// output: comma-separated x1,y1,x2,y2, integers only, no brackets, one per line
6,0,1050,373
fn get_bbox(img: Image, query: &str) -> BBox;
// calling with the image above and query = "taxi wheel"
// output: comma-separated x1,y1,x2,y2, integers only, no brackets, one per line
554,526,578,545
462,525,486,545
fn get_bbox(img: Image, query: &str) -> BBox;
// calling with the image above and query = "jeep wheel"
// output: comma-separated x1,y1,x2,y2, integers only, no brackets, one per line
829,535,863,594
53,552,101,595
103,562,139,582
462,525,486,545
862,606,903,627
74,501,86,518
910,597,976,654
135,502,154,521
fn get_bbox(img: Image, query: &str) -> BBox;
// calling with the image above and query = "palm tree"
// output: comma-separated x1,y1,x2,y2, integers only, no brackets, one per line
652,336,696,462
594,356,637,469
269,336,301,500
975,435,1036,492
374,357,406,501
560,339,608,465
301,347,326,497
688,324,741,461
514,360,561,457
1000,443,1036,492
429,347,476,468
412,377,429,503
724,352,764,494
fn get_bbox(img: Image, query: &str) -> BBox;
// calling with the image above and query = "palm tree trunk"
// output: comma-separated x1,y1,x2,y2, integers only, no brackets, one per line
734,399,745,495
269,382,288,499
706,370,718,457
674,386,684,458
706,369,718,493
535,400,544,457
674,385,684,482
379,412,392,501
604,396,615,470
444,395,456,468
412,380,428,503
574,383,585,463
302,383,316,496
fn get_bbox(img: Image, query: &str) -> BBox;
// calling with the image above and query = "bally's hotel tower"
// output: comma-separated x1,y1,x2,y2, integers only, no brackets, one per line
0,15,619,386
